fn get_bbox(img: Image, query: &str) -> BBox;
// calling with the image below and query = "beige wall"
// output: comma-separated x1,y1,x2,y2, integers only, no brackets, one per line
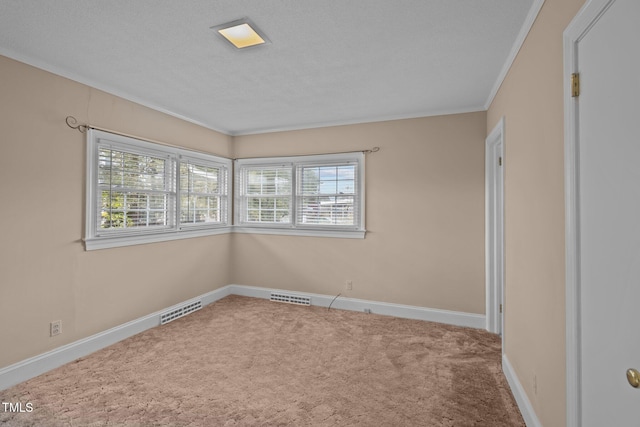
232,112,487,313
1,3,590,420
487,0,585,425
1,3,588,421
0,55,234,368
0,53,487,372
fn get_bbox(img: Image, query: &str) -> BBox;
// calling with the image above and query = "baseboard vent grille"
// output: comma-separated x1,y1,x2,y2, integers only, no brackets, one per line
160,300,202,325
270,292,311,306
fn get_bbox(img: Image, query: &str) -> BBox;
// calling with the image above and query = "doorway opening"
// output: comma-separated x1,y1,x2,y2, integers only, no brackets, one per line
485,118,505,340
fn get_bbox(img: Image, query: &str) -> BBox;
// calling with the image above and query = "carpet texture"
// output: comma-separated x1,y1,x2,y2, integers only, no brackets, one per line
0,295,524,426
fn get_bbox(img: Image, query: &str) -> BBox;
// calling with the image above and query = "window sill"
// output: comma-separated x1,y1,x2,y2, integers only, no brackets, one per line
84,225,365,250
232,226,366,239
85,226,232,250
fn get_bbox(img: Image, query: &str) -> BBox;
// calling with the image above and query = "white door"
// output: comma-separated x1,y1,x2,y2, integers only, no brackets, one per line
566,0,640,425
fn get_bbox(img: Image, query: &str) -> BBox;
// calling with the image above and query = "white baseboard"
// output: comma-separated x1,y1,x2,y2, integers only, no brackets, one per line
0,286,233,391
502,354,542,427
0,284,485,391
229,284,486,329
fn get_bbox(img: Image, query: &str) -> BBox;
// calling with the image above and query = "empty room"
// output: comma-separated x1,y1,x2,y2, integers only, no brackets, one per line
3,0,635,426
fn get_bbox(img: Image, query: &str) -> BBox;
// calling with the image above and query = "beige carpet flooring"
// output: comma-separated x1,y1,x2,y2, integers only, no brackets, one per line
0,295,524,426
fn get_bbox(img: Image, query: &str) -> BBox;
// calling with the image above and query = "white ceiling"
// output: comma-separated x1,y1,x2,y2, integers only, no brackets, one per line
0,1,537,136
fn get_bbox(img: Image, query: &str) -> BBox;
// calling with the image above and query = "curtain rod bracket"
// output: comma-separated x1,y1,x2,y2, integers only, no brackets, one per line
363,147,380,154
66,116,89,133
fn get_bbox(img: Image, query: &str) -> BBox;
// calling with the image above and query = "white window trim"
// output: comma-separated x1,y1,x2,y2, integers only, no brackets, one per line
234,152,366,239
235,161,294,228
178,152,231,232
232,226,365,239
85,129,232,250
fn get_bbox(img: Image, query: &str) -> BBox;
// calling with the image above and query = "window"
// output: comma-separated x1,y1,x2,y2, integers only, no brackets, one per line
239,164,292,225
235,153,365,238
86,130,231,250
297,164,358,226
179,156,227,227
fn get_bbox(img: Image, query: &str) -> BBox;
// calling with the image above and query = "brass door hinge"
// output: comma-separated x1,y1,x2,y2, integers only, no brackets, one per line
571,73,580,97
500,304,503,313
498,156,503,166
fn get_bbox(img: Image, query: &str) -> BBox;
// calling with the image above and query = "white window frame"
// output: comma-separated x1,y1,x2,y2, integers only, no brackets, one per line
234,152,365,239
85,129,232,250
178,153,229,230
236,162,294,228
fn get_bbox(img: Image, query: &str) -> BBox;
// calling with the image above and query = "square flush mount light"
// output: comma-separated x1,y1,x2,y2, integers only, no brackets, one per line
211,18,270,49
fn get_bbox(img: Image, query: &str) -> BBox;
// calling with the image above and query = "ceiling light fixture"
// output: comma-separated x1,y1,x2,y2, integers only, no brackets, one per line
211,18,269,49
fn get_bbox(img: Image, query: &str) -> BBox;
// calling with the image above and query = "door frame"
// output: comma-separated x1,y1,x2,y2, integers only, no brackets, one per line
564,1,617,425
485,117,505,339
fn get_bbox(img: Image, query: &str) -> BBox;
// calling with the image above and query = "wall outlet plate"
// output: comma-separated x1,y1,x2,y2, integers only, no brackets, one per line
50,320,62,337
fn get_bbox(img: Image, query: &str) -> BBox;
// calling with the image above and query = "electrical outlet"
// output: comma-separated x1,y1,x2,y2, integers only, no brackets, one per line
345,280,353,291
50,320,62,337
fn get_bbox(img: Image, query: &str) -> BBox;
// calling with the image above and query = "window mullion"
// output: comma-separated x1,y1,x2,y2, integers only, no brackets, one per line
176,158,182,230
291,165,298,228
167,155,176,230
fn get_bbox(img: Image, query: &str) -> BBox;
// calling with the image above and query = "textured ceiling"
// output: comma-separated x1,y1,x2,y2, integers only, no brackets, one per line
0,1,536,135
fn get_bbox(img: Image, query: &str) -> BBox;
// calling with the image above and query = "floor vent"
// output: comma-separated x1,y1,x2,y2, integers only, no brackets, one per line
270,292,311,306
160,300,202,325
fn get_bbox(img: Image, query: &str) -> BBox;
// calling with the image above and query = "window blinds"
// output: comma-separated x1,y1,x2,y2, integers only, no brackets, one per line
97,145,175,233
235,153,363,232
